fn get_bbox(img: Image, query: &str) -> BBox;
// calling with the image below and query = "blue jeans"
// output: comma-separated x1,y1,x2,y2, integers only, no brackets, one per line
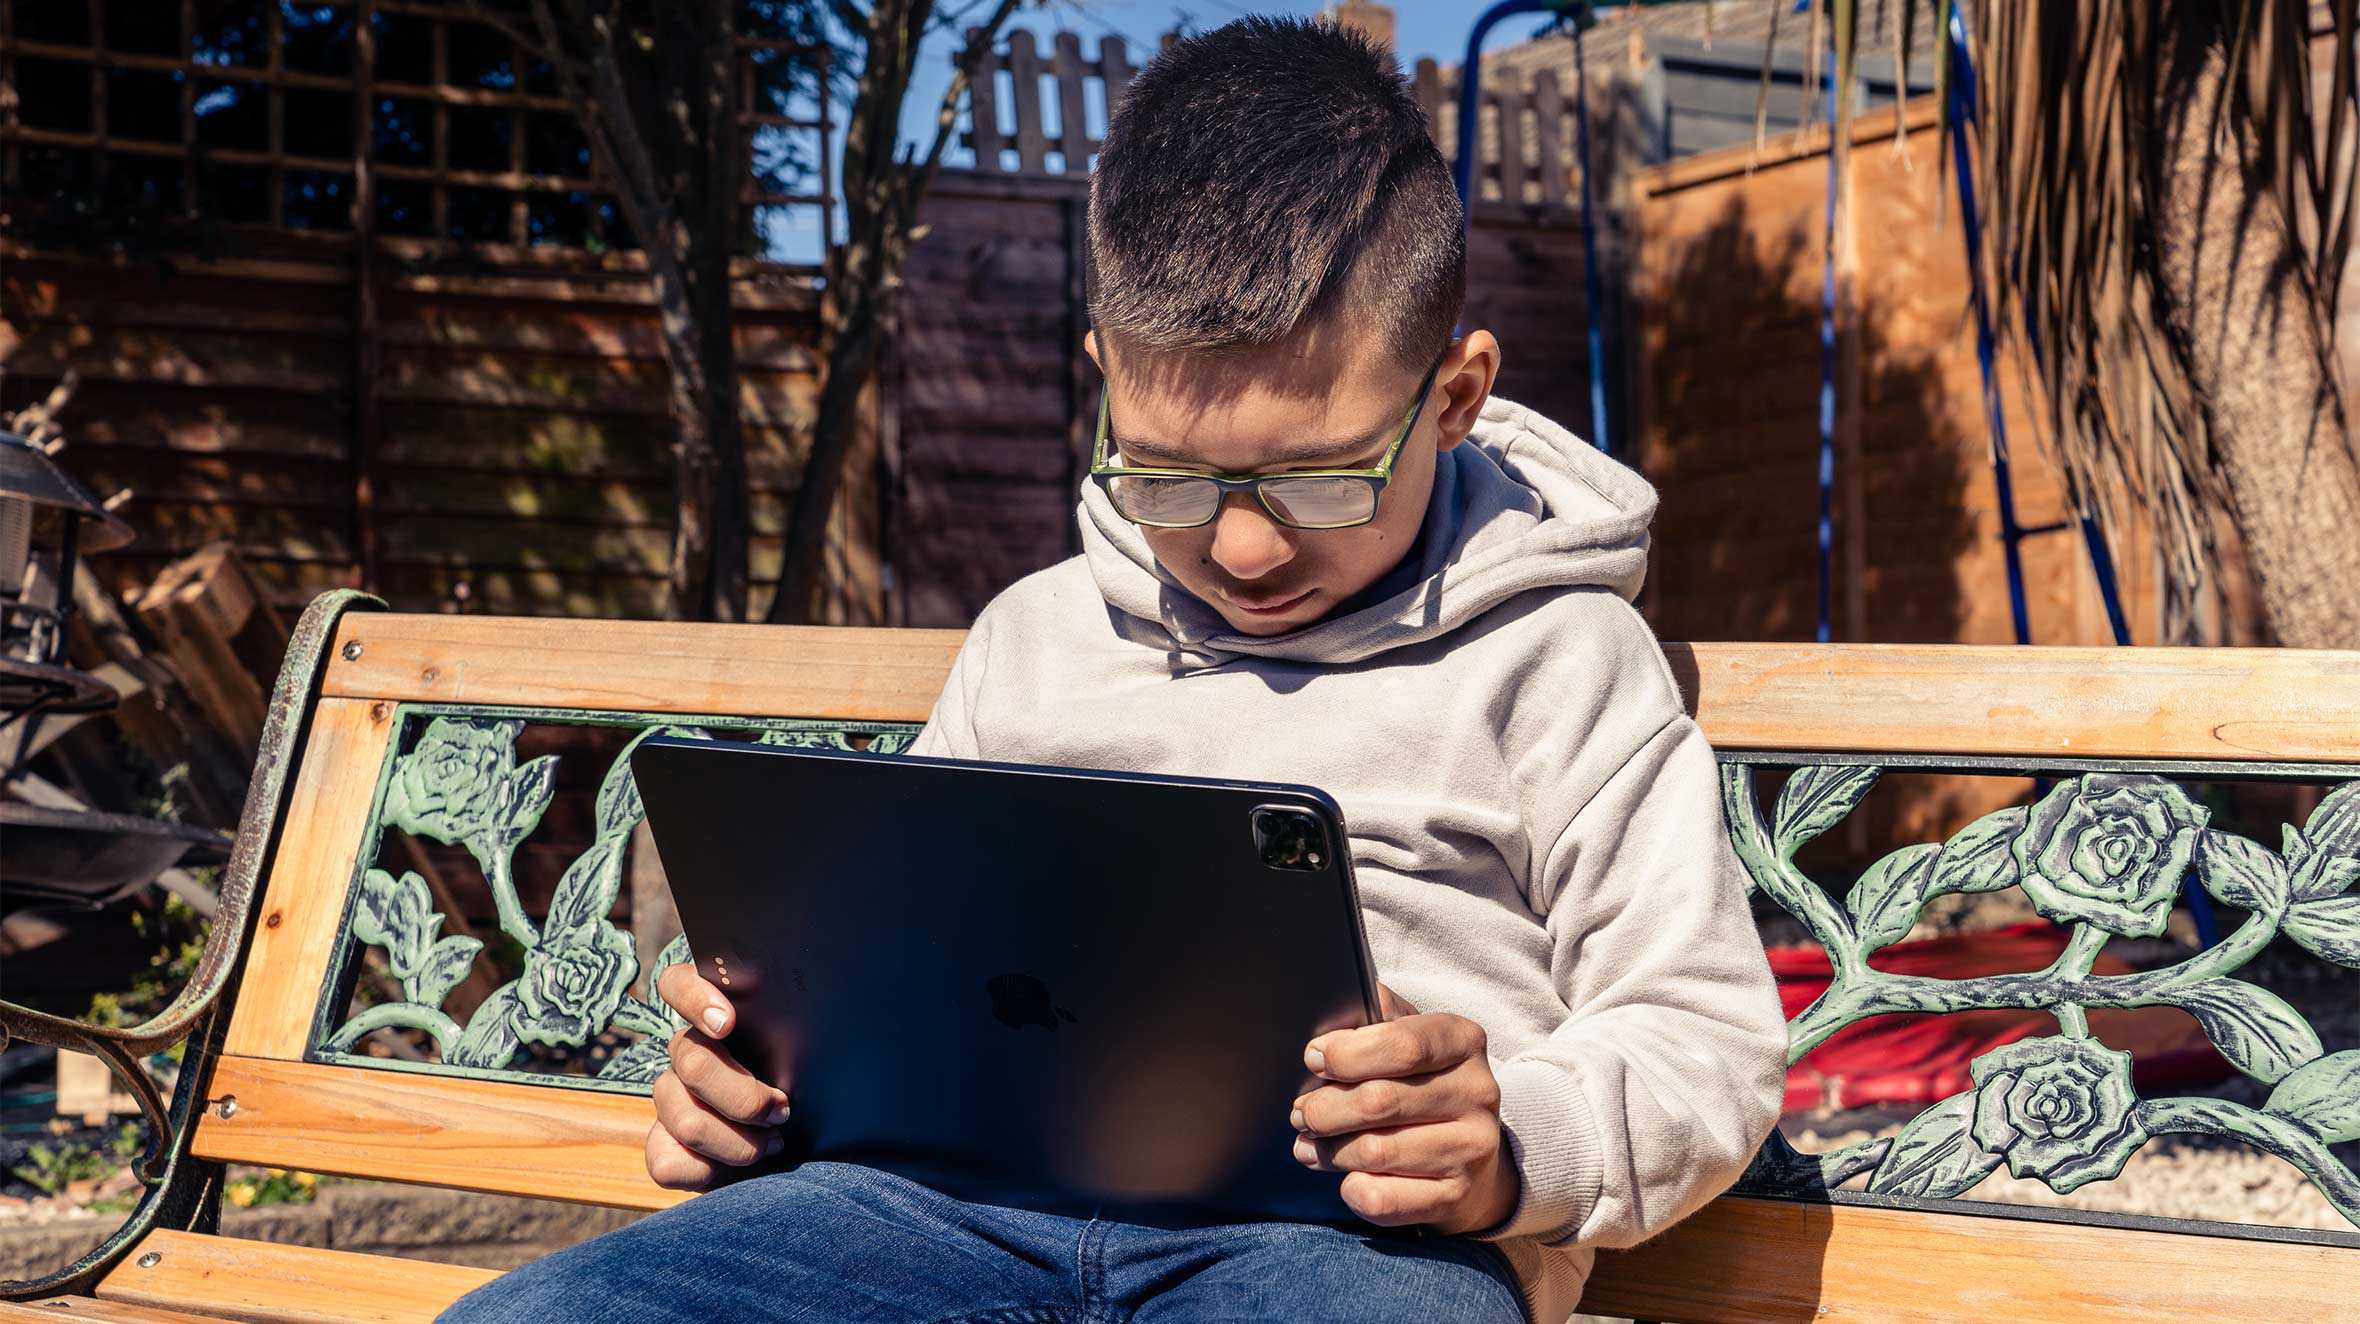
440,1162,1526,1323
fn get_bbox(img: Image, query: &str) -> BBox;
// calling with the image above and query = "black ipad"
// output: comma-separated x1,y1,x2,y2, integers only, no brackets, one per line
628,736,1382,1226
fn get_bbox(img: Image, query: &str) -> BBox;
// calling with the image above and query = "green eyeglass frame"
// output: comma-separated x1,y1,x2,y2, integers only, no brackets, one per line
1088,358,1444,530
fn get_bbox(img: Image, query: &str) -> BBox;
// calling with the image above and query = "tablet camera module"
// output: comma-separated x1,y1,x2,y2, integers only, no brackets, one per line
1250,806,1329,872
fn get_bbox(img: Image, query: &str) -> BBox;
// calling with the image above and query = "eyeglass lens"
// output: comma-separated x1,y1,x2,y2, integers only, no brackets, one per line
1106,474,1376,528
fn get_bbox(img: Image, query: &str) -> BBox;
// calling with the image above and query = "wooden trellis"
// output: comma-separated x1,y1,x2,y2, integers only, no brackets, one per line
0,0,830,257
954,28,1584,215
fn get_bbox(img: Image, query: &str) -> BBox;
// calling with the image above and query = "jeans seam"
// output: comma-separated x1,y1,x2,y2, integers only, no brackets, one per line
1073,1217,1108,1317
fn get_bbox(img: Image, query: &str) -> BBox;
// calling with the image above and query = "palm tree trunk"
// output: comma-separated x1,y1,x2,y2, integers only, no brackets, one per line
2154,18,2360,648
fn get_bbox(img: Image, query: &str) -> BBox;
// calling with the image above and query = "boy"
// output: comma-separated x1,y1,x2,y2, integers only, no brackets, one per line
445,17,1784,1324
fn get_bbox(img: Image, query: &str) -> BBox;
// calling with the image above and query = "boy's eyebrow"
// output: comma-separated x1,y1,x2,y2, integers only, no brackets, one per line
1113,424,1392,468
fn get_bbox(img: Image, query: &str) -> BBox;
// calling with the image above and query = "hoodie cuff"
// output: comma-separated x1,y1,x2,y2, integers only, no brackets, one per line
1476,1058,1606,1245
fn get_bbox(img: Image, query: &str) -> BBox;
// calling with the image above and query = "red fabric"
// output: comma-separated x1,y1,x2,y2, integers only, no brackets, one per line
1773,921,2232,1113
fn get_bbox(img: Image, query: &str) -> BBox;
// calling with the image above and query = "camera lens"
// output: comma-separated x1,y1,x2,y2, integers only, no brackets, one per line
1251,806,1330,872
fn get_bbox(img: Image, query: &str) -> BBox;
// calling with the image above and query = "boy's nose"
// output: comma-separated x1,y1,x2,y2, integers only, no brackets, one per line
1207,493,1297,582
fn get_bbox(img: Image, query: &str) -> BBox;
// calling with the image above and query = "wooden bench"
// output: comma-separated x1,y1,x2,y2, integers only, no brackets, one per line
4,590,2357,1323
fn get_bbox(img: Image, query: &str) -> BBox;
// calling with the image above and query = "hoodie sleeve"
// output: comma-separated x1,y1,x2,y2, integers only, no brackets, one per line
1477,710,1789,1249
904,610,993,761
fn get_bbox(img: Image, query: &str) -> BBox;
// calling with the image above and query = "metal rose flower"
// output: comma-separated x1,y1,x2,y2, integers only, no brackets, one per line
1969,1036,2149,1193
513,922,638,1048
383,718,518,843
2008,774,2208,936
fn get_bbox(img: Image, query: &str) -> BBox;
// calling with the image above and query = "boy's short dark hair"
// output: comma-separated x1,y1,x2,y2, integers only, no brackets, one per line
1086,17,1465,371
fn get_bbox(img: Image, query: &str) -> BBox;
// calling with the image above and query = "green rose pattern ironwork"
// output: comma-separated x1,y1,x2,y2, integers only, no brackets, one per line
1729,764,2360,1230
329,714,2357,1229
326,717,916,1083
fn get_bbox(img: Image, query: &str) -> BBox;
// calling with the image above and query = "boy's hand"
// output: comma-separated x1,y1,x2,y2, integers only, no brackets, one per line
645,963,793,1191
1291,986,1519,1235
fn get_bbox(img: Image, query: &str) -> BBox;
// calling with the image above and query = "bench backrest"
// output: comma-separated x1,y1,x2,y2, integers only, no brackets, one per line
192,594,2360,1321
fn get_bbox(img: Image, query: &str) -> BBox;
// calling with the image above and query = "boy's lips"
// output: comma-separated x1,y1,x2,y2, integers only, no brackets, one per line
1222,586,1316,615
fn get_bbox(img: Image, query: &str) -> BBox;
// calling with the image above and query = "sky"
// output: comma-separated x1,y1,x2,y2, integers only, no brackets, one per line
767,2,1583,262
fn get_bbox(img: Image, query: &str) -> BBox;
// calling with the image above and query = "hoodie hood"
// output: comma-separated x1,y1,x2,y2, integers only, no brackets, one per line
1079,395,1657,670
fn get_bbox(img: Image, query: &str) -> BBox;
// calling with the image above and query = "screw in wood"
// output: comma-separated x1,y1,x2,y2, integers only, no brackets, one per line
136,1252,161,1268
341,641,363,661
214,1095,239,1119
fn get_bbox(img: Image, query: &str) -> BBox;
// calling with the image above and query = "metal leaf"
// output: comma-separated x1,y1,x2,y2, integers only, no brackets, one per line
2169,979,2325,1085
1865,1090,2002,1197
2265,1050,2360,1145
2197,829,2291,915
1846,843,1940,952
410,935,484,1011
2285,896,2360,968
449,983,524,1071
1773,765,1881,859
1926,805,2027,894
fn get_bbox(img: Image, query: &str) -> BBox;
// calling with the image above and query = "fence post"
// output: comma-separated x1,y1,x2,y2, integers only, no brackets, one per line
1006,30,1048,174
1051,31,1091,172
1099,34,1137,122
965,27,1005,172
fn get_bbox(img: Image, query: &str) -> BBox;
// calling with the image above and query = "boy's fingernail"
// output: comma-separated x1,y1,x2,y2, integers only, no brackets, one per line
1305,1044,1327,1073
703,1007,727,1035
764,1130,786,1155
765,1098,791,1126
1293,1135,1317,1165
1290,1108,1306,1132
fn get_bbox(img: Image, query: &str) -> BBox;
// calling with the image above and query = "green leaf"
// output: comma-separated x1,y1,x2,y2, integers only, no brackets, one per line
1773,765,1880,859
352,868,435,977
1846,843,1940,952
1865,1091,2002,1198
499,755,561,846
2170,980,2324,1084
2302,780,2360,856
408,935,484,1010
450,983,524,1071
2293,855,2360,903
2284,824,2313,867
2284,896,2360,968
545,833,629,939
598,726,711,839
596,1036,673,1085
2197,830,2291,915
613,997,677,1039
2264,1050,2360,1145
1927,806,2027,894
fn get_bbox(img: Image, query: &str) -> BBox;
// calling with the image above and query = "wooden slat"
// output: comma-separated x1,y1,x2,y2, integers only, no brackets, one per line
95,1230,495,1324
317,614,2360,762
193,1055,686,1211
1097,34,1136,120
319,613,966,721
1050,31,1092,169
965,27,1005,168
220,700,398,1060
1577,1195,2360,1324
2,1298,230,1323
1005,30,1048,174
1674,642,2360,761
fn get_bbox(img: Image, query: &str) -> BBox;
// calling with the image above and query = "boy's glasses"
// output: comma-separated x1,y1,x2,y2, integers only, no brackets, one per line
1088,359,1443,530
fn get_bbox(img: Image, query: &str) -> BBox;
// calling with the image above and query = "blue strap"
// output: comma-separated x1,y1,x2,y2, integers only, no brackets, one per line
1817,50,1838,644
1571,5,1612,455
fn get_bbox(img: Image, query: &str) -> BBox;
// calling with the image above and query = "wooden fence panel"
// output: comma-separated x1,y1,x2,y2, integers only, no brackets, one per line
0,241,827,619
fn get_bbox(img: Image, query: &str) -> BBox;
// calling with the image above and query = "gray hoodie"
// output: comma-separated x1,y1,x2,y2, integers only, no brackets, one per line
907,396,1788,1322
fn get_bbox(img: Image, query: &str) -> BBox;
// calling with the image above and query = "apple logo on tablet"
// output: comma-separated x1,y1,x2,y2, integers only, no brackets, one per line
986,973,1078,1031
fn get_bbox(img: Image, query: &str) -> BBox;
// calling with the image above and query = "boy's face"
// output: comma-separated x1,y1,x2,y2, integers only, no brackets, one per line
1087,326,1500,637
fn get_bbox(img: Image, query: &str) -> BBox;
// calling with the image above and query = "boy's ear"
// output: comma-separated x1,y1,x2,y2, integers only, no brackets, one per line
1083,330,1103,370
1432,330,1501,453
